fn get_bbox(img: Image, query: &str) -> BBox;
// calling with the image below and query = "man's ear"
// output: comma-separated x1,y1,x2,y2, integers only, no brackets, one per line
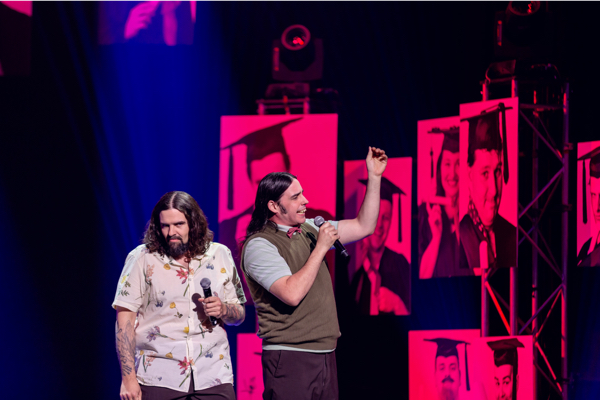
267,200,278,215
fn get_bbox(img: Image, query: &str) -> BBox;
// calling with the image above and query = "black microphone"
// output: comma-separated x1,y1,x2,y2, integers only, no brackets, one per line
200,278,218,326
314,216,349,258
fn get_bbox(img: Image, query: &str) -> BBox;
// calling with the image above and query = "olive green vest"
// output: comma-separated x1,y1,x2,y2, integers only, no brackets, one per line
241,222,340,351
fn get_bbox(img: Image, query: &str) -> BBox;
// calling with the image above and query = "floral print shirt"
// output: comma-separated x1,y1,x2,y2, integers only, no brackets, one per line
112,243,246,392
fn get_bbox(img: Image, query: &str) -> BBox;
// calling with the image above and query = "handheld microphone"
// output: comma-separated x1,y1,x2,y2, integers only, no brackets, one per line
314,216,349,258
200,278,218,326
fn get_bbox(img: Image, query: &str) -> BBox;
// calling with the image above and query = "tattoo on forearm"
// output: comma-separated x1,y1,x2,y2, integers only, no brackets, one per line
222,304,245,325
116,319,136,377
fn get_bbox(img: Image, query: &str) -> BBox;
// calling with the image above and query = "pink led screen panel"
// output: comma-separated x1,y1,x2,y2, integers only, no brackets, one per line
344,157,411,316
409,329,484,400
219,114,338,303
459,97,519,273
98,1,196,45
417,116,473,278
0,1,32,77
472,336,534,400
236,333,263,400
576,140,600,267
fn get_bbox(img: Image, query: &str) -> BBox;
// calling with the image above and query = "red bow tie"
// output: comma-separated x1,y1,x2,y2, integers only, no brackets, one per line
287,226,302,238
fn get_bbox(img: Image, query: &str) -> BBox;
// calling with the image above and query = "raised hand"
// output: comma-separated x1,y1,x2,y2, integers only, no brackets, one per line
365,146,388,177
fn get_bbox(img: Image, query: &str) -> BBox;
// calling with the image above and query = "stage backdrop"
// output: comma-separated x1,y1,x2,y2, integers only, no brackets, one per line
576,140,600,267
417,116,472,279
219,114,338,303
344,157,412,316
409,329,483,400
459,98,519,272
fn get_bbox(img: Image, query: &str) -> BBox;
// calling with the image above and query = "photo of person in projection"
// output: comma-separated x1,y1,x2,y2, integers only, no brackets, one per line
418,126,472,278
220,116,337,304
98,1,195,45
350,176,410,316
577,145,600,267
460,103,517,271
486,338,524,400
424,338,472,400
220,118,334,261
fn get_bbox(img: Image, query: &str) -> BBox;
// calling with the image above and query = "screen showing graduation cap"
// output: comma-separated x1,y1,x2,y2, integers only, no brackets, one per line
576,141,600,267
425,338,471,394
461,102,512,185
221,117,301,210
486,338,524,400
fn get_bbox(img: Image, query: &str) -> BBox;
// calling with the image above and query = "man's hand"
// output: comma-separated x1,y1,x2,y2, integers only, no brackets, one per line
366,146,388,177
199,294,224,319
316,221,339,252
120,378,142,400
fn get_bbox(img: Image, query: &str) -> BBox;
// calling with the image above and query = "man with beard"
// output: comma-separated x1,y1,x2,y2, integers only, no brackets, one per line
425,338,471,400
350,177,410,315
487,338,524,400
112,191,246,400
577,147,600,266
460,104,517,270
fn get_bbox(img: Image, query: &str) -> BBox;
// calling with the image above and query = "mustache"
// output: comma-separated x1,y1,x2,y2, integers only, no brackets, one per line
442,376,455,384
167,235,183,242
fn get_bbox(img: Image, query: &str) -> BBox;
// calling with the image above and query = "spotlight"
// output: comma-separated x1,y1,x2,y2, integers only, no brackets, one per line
272,24,323,82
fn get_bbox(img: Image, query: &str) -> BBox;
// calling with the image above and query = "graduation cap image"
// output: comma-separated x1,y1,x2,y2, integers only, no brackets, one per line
359,176,406,242
487,338,524,399
461,102,512,185
424,338,471,391
221,117,302,210
578,146,600,224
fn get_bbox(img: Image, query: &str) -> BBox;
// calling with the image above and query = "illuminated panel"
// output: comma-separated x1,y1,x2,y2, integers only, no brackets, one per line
344,157,411,315
219,114,338,303
576,140,600,267
236,333,263,400
98,1,196,45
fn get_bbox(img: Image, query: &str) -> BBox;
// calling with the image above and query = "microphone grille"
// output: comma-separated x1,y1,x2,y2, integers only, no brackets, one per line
314,216,325,227
200,278,212,289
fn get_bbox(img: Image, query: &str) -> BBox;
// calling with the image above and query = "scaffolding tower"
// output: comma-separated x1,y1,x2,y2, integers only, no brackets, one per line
481,68,570,400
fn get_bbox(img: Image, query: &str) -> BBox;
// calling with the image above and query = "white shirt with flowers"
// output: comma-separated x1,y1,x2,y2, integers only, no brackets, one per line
112,242,246,392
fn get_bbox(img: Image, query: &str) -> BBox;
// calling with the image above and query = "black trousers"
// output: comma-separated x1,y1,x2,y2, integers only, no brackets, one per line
140,373,235,400
262,350,339,400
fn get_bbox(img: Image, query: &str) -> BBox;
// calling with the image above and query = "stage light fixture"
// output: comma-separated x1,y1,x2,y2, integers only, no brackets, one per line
272,24,323,83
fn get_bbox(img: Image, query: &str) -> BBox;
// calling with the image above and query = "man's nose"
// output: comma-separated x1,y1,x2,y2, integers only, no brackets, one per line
169,226,177,236
302,194,309,205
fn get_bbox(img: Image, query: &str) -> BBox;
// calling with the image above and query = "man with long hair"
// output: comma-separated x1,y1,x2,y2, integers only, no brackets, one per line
241,147,388,399
112,191,246,400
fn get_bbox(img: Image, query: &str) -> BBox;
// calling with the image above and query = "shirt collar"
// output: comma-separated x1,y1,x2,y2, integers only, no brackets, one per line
153,242,213,266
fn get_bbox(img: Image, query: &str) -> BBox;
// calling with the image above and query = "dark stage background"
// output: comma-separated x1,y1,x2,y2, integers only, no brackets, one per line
1,2,598,399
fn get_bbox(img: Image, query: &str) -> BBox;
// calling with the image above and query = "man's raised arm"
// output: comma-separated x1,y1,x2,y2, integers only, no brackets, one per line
338,146,388,244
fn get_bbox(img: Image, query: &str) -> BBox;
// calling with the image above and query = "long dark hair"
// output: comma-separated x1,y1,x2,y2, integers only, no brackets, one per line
242,172,297,245
143,191,214,259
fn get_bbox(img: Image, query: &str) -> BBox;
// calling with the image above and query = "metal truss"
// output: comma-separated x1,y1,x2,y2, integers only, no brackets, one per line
481,75,570,400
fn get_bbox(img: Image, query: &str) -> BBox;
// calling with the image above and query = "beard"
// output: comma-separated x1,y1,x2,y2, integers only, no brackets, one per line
165,237,189,259
439,388,457,400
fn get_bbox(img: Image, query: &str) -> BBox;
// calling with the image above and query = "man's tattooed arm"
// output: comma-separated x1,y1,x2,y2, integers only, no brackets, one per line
115,307,137,378
221,303,245,326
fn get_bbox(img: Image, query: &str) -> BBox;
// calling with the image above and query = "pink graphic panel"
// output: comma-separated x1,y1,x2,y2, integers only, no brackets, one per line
98,1,196,45
409,329,483,400
219,114,338,302
236,333,263,400
417,116,472,278
0,1,32,77
344,157,411,315
576,140,600,267
473,336,534,400
459,98,519,271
